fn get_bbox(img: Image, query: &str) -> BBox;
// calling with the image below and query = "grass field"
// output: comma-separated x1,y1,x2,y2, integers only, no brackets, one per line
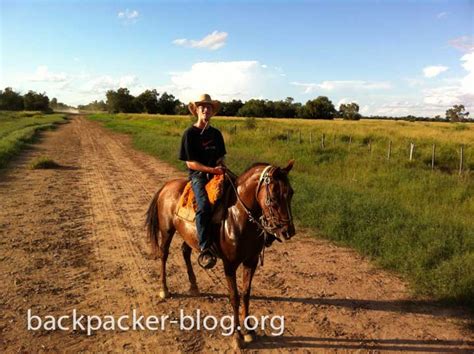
88,113,474,308
0,111,67,169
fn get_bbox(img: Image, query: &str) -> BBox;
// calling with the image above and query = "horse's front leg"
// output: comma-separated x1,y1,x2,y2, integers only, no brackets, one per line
224,262,243,349
241,256,259,343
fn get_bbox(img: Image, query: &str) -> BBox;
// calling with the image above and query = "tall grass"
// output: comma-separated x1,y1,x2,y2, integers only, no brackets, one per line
0,111,67,168
88,113,474,308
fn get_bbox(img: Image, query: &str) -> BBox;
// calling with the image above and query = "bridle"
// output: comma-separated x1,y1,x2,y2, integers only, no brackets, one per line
255,165,293,234
225,164,293,240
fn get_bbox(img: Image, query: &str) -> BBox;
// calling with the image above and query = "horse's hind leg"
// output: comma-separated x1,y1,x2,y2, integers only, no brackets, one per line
181,242,199,296
159,227,175,299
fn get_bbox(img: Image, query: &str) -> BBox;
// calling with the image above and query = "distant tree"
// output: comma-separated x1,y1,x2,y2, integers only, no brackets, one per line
339,102,361,120
237,99,273,117
50,97,58,109
446,105,469,122
23,90,50,111
157,92,180,114
106,88,136,113
135,89,159,114
273,97,298,118
220,99,244,116
175,102,190,115
299,96,336,119
0,87,24,111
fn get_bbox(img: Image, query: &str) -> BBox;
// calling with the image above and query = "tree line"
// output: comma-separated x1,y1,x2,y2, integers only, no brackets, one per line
0,87,73,112
81,88,363,120
0,86,470,122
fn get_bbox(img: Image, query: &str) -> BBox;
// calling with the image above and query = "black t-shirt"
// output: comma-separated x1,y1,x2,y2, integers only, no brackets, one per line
179,125,226,172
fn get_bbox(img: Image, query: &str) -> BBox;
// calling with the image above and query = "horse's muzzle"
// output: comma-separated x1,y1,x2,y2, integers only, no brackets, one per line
278,223,296,240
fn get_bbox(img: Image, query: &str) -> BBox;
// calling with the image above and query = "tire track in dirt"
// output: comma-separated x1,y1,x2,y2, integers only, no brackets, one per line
1,115,473,352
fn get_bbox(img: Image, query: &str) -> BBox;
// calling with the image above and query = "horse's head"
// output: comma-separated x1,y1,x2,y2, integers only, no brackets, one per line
255,160,296,241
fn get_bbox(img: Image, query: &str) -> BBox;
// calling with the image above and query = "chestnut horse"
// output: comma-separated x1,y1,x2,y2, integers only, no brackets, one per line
145,161,296,346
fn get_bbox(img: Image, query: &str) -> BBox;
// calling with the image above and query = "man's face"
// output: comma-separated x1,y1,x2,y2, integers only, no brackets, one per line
197,103,213,122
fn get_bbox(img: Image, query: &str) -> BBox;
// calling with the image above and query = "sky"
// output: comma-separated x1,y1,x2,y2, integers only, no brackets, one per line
0,0,473,117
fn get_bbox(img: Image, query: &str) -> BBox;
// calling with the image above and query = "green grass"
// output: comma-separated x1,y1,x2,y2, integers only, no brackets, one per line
0,111,67,169
29,156,61,169
88,113,474,308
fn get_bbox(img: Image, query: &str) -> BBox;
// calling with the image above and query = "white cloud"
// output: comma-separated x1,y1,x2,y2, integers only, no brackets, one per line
336,98,359,108
437,12,447,19
403,78,424,87
80,75,141,95
168,60,278,102
448,36,474,52
422,52,474,108
460,52,474,96
28,66,68,82
118,9,139,24
423,65,448,78
291,80,391,94
173,31,228,50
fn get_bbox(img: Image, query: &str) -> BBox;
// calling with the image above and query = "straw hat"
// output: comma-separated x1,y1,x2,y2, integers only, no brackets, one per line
188,93,220,117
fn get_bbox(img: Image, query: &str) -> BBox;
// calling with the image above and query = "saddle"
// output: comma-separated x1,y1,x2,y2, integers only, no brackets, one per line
175,174,231,223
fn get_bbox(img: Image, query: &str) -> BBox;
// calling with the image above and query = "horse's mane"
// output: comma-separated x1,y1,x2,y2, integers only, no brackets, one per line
242,162,270,174
237,162,289,185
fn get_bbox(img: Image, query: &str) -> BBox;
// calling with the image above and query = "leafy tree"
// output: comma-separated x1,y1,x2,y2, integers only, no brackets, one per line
220,99,244,116
237,99,272,117
273,97,298,118
157,92,180,114
339,102,361,120
0,87,24,111
50,98,58,109
23,90,50,111
446,105,469,122
299,96,336,119
175,102,190,115
78,100,107,111
106,88,136,113
135,89,159,114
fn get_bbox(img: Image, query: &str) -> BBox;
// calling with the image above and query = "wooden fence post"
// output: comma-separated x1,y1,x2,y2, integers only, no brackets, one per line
299,130,302,144
459,145,464,175
387,140,392,160
321,134,325,149
309,132,313,144
409,143,415,161
431,144,436,170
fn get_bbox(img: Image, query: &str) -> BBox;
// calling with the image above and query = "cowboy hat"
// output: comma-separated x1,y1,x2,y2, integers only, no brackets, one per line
188,93,220,117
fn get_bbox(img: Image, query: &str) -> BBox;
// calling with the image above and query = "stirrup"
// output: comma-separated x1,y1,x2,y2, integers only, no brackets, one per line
198,250,217,269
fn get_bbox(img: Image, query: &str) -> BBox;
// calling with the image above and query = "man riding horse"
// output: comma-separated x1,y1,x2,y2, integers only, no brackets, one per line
179,93,226,269
147,93,296,347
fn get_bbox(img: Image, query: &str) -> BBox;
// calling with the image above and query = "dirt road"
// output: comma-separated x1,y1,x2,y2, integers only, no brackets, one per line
1,116,473,352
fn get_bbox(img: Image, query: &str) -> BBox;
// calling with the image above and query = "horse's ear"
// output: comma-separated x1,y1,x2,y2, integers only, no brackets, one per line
282,159,295,174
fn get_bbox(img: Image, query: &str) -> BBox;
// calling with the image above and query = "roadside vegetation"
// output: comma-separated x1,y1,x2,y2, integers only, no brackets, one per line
88,113,473,309
0,111,67,168
29,156,60,169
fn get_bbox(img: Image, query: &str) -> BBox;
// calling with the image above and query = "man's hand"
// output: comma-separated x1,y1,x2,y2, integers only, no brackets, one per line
212,166,226,175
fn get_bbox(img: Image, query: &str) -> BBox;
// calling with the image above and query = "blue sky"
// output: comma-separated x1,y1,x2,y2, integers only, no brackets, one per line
1,0,473,116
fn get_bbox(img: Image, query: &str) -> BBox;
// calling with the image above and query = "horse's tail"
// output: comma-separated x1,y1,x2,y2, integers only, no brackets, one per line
145,186,164,258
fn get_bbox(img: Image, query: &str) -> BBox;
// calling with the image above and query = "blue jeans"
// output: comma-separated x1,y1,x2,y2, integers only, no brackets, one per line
190,171,212,251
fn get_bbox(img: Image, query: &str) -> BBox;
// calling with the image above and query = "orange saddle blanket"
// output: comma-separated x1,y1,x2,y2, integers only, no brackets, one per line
175,174,225,222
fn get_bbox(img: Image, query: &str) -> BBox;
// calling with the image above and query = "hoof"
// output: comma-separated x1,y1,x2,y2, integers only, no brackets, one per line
233,331,244,349
188,286,200,296
159,288,169,299
243,332,256,343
